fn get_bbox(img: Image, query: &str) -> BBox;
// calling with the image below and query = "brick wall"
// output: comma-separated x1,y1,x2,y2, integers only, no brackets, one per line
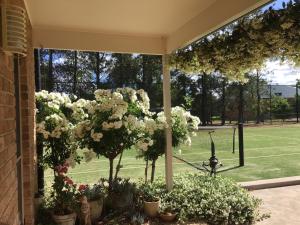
0,0,36,224
0,52,19,225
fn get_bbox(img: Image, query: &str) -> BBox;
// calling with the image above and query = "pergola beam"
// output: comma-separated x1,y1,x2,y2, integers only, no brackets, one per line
33,27,166,55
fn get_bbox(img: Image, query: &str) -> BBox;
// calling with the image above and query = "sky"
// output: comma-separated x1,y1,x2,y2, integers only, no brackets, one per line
265,61,300,85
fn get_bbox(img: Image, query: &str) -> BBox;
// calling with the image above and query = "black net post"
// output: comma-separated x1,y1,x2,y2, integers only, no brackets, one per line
238,83,245,166
296,80,299,123
269,84,272,124
34,49,44,196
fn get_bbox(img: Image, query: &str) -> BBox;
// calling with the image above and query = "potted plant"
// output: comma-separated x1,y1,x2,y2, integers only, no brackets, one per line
78,182,106,223
139,182,161,217
106,178,137,210
51,163,78,225
159,205,177,222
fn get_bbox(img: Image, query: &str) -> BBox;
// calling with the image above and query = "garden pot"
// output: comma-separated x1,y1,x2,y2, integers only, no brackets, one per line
52,212,76,225
89,198,103,223
159,212,177,222
143,200,159,217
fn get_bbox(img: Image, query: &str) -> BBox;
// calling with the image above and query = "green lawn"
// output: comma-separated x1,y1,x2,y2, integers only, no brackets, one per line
45,124,300,185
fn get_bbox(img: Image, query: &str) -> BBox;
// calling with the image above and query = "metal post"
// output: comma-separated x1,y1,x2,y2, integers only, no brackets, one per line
269,84,272,124
296,80,299,123
238,83,244,166
34,49,44,195
238,123,244,166
162,55,173,191
238,83,244,123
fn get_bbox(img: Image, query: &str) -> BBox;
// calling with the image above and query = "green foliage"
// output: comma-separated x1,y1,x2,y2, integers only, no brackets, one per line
271,96,292,120
138,174,269,225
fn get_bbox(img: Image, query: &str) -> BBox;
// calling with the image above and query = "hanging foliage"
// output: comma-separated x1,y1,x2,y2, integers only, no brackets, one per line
170,0,300,80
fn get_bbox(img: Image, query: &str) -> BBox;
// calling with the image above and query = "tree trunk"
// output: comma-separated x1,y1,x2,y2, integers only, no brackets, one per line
48,49,54,91
145,158,149,183
150,159,156,183
114,150,124,180
73,51,78,94
256,69,261,124
201,73,208,126
96,52,100,89
108,158,114,191
221,78,226,125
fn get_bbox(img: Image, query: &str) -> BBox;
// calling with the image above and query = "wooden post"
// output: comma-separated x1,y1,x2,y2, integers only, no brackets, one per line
162,54,173,191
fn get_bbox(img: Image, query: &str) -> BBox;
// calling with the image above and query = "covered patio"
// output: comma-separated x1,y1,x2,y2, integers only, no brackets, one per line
0,0,272,224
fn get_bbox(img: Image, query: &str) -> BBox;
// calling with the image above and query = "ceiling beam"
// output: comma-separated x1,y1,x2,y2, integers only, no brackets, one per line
33,27,166,55
166,0,273,53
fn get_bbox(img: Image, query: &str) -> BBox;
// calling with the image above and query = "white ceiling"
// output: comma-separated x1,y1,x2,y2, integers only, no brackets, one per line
24,0,272,54
26,0,216,37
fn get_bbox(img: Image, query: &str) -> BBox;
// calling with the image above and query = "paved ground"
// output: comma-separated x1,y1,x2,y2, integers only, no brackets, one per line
252,185,300,225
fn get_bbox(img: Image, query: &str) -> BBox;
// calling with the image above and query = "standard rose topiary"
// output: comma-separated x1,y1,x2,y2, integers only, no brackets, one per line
72,88,151,189
136,107,200,182
35,91,80,171
138,173,269,225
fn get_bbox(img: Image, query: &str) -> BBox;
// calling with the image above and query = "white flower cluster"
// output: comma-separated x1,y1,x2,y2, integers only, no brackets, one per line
36,90,72,109
36,113,71,139
171,106,200,146
35,91,73,140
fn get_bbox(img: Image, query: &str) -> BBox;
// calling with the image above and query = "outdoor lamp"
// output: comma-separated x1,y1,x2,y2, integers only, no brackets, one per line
0,2,27,56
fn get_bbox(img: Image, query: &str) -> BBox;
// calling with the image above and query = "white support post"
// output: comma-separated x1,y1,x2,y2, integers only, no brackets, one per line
162,54,173,191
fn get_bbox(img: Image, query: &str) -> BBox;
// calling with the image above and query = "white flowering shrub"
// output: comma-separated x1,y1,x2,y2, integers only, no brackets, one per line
137,106,200,182
72,88,151,188
35,91,79,169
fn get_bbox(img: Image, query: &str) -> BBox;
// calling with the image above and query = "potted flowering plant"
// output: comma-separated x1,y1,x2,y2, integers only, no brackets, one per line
51,163,78,225
35,91,80,172
78,182,106,223
73,88,150,190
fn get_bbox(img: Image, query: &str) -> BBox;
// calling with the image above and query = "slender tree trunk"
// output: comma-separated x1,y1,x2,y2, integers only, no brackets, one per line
48,49,54,91
201,73,208,126
150,159,156,183
96,52,100,89
256,69,261,124
73,51,77,94
221,78,226,125
145,158,149,183
108,158,114,191
114,150,124,180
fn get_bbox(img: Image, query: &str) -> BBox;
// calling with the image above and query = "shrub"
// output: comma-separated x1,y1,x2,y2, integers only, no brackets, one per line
138,173,269,225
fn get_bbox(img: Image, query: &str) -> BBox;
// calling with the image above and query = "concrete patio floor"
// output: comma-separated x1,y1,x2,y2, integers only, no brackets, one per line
252,185,300,225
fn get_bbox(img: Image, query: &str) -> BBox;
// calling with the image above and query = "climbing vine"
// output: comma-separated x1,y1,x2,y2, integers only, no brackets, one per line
170,0,300,80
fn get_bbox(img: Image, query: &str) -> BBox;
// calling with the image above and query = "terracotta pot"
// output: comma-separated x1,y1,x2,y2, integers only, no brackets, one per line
159,212,177,222
143,200,159,217
89,198,103,223
52,212,76,225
